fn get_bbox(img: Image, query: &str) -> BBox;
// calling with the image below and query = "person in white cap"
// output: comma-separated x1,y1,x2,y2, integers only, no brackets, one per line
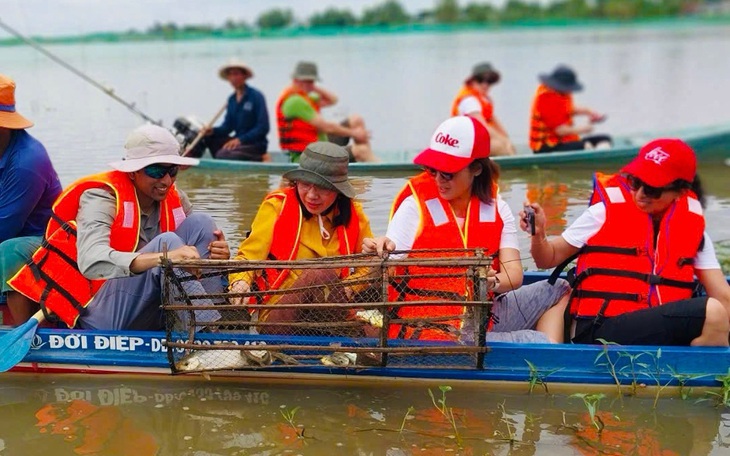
9,124,228,331
198,58,270,161
363,116,569,344
0,74,63,324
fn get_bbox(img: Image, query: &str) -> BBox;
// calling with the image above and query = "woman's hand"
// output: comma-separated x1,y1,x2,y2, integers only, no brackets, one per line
519,202,548,239
362,236,396,257
228,280,251,306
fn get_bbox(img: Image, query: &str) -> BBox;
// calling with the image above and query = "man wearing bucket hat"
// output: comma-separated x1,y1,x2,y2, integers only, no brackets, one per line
0,74,63,325
451,62,515,156
197,58,269,161
9,124,228,331
529,64,610,153
228,142,376,336
525,138,730,346
363,116,570,344
275,61,378,163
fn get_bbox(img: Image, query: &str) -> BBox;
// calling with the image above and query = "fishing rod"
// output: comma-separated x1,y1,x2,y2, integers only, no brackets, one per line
0,18,162,125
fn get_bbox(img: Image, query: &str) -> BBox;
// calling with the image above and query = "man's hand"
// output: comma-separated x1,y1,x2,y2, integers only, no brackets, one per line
208,230,230,260
351,126,370,143
202,126,213,136
167,245,202,277
362,236,396,257
228,280,251,306
222,138,241,150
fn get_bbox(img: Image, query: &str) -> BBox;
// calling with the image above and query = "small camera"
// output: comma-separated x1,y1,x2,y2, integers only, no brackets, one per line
524,206,536,236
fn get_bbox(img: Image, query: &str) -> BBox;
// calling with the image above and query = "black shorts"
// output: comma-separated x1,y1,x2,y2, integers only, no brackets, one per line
572,297,708,346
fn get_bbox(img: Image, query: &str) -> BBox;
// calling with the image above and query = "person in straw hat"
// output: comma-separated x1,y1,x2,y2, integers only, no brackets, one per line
9,124,229,331
0,74,63,325
275,61,379,163
228,142,376,336
529,64,610,153
198,58,270,161
451,62,516,156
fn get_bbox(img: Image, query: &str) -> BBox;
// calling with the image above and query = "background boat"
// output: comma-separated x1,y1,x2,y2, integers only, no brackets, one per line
194,123,730,175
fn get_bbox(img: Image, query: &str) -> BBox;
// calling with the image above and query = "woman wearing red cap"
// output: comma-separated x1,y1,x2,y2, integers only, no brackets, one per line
363,116,570,344
524,138,730,346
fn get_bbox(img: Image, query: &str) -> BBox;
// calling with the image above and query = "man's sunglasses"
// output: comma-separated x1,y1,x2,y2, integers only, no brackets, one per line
143,164,179,179
626,175,683,199
424,167,454,182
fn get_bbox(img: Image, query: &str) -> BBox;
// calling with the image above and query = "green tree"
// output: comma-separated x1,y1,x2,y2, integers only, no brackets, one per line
500,0,544,22
463,2,498,23
361,0,410,26
256,8,294,29
310,8,357,27
434,0,461,23
544,0,593,18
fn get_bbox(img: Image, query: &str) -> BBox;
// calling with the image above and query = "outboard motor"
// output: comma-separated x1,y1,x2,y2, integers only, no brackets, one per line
172,116,206,157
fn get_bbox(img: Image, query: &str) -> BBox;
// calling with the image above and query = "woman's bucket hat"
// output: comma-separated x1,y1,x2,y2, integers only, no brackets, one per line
282,142,356,198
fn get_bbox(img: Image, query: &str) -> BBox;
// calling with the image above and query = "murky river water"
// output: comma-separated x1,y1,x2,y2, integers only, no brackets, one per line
2,22,730,454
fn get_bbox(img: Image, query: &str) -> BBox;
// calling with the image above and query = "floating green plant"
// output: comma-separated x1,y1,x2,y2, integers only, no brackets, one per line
570,393,606,432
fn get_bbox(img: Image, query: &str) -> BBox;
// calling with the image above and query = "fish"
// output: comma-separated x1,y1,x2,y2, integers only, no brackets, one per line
355,309,384,328
175,349,250,372
321,352,357,367
176,347,300,372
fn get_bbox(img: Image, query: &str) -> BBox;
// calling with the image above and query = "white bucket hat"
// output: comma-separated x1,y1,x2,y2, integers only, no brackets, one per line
109,124,199,172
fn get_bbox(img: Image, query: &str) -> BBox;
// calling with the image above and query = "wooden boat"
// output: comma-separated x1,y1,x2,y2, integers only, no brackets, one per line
193,124,730,175
3,272,729,388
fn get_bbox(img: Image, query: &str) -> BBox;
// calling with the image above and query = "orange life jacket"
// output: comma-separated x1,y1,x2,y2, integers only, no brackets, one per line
568,173,703,319
388,173,503,340
275,86,320,154
450,85,494,124
9,171,185,328
253,187,360,303
529,83,580,152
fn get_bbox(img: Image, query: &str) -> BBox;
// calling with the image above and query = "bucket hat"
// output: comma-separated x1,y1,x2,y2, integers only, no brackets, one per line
539,65,583,93
413,116,491,173
470,62,500,85
291,61,320,81
622,138,696,188
282,142,356,198
218,58,254,80
109,124,199,172
0,74,33,129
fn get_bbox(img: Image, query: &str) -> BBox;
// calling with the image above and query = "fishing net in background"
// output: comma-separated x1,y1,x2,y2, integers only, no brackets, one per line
161,250,495,374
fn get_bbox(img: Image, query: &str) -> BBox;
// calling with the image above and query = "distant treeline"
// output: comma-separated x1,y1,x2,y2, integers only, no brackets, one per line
146,0,713,34
2,0,727,45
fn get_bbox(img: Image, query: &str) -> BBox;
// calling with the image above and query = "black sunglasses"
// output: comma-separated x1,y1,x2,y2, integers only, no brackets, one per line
143,164,179,179
626,175,681,199
424,167,454,182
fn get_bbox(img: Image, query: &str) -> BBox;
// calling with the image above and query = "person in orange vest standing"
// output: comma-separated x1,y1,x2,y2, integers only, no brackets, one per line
0,74,63,325
228,142,375,336
363,116,570,343
529,65,610,153
9,124,230,331
275,61,378,163
523,138,730,345
451,62,515,156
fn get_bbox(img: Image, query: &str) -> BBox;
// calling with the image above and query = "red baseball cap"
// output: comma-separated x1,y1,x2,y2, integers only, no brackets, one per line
621,138,696,187
413,116,490,173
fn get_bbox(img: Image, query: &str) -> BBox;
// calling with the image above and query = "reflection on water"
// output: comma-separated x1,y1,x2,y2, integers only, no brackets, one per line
178,161,730,271
1,374,729,455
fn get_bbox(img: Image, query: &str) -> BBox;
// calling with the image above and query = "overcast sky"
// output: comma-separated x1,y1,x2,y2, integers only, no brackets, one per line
1,0,516,38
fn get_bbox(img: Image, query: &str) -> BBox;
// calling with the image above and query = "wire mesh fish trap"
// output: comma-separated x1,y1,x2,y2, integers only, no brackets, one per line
161,249,496,374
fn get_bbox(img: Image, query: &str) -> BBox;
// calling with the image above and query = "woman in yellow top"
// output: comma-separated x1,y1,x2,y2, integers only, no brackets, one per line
228,142,374,335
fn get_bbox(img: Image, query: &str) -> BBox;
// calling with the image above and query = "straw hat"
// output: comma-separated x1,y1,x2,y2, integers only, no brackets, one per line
0,74,33,129
218,58,254,80
109,124,199,172
282,142,355,198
